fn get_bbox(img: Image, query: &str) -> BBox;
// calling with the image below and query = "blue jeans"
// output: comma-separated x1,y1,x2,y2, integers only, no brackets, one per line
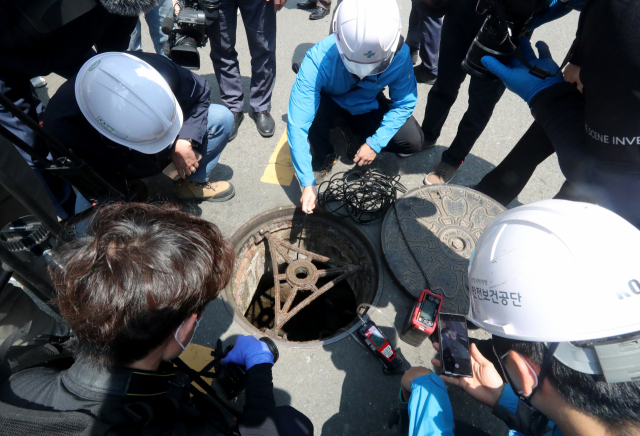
128,0,173,55
187,104,234,183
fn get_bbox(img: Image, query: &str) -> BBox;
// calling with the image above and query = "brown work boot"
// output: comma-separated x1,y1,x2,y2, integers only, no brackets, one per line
174,179,235,202
423,161,461,185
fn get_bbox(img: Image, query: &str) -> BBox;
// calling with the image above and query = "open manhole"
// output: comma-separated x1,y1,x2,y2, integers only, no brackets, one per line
223,207,383,348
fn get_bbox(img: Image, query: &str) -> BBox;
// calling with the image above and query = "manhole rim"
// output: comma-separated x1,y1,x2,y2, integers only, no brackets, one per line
220,206,384,349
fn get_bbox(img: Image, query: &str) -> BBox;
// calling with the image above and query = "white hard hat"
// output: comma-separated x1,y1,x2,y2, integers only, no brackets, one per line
332,0,402,79
75,52,183,154
468,199,640,344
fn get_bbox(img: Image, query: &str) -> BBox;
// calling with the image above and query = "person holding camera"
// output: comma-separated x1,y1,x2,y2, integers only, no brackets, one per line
412,0,507,187
0,202,314,436
398,200,640,436
479,1,640,228
474,0,640,230
288,0,430,214
41,52,236,204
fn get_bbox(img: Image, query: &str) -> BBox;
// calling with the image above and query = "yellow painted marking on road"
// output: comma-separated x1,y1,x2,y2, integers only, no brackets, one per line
261,129,295,186
180,343,217,393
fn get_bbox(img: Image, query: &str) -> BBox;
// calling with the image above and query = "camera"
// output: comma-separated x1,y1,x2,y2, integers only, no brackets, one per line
161,0,220,70
413,0,552,81
462,0,548,80
212,337,279,399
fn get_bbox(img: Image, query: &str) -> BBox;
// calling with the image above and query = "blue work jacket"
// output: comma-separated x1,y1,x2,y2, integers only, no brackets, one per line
287,35,418,187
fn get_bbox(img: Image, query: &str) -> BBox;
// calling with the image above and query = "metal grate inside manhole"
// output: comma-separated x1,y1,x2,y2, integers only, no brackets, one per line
223,208,383,348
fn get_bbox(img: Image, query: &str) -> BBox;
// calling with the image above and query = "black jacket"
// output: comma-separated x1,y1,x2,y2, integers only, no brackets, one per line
532,0,640,168
529,0,640,225
42,52,211,190
0,0,136,79
0,359,277,435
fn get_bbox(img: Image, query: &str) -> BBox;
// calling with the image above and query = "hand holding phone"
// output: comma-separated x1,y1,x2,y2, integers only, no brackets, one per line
431,341,505,409
438,313,473,377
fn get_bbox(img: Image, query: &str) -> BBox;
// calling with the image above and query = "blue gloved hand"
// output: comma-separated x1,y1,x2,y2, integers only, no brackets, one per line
528,0,584,31
481,38,565,105
220,335,274,369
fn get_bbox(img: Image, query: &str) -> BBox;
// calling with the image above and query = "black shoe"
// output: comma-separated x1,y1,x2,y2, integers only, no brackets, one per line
229,111,244,141
254,110,275,137
309,6,330,19
396,139,436,158
297,0,316,8
409,47,419,66
413,64,437,85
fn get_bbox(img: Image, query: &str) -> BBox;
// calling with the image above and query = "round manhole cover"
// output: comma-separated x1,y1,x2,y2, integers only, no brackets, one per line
381,185,506,315
223,207,383,348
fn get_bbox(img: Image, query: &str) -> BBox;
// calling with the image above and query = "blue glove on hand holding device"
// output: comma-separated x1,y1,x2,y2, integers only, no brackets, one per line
481,38,565,105
221,335,274,369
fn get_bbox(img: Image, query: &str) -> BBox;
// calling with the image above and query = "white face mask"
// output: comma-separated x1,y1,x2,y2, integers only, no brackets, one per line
340,51,395,79
174,317,201,351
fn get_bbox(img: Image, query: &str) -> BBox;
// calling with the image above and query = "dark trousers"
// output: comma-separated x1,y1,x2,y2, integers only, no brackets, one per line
421,8,505,166
309,93,424,168
206,0,276,113
406,4,442,75
314,0,331,11
475,121,600,206
474,121,622,216
475,122,555,205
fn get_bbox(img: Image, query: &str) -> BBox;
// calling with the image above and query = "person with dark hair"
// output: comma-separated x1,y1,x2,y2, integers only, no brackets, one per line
399,200,640,435
0,202,313,436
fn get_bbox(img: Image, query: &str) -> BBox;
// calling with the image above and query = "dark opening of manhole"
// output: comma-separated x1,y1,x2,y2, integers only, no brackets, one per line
224,208,382,348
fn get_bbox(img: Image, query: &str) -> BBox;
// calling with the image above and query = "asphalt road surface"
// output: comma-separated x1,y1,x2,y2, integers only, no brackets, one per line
34,4,579,435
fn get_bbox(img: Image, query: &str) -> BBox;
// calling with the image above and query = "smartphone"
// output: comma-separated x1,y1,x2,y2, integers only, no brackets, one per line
438,313,472,378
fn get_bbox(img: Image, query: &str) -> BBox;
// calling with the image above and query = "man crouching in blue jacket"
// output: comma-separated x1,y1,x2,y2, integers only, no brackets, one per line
287,0,431,213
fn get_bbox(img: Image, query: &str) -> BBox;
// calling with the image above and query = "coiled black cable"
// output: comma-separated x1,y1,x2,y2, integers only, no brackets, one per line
318,169,407,224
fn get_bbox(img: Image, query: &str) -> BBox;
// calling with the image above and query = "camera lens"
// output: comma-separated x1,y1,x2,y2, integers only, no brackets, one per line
170,36,201,70
462,14,514,81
